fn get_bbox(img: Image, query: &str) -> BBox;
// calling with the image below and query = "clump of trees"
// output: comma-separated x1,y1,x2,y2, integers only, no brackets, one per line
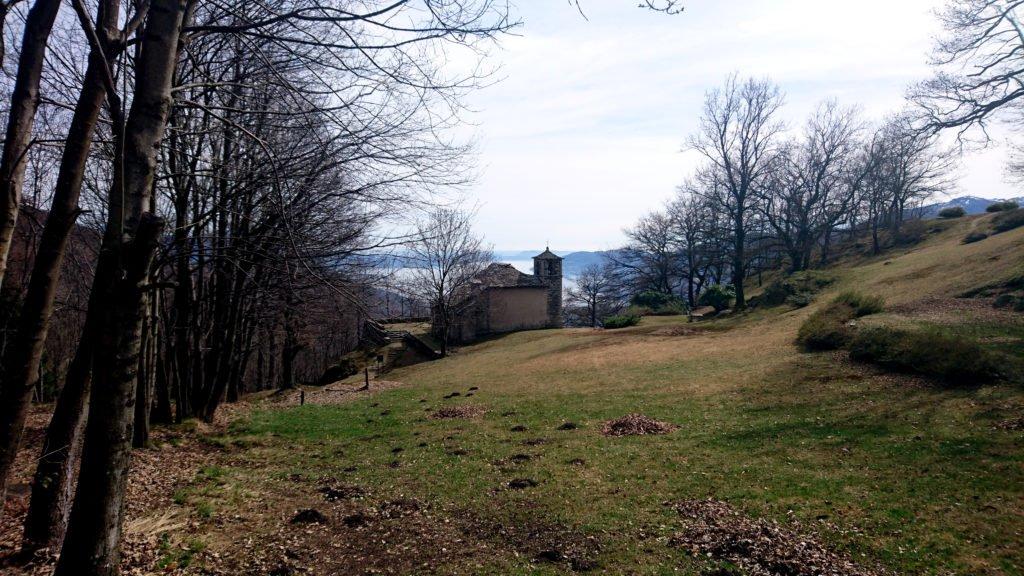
610,75,958,313
0,0,514,571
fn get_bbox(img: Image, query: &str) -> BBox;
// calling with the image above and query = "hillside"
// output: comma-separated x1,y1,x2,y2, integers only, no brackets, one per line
5,214,1022,575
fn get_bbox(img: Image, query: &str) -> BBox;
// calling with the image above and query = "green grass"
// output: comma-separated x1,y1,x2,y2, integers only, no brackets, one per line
190,219,1024,575
224,317,1024,574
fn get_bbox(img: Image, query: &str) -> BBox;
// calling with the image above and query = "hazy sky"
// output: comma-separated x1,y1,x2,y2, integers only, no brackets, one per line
459,0,1019,252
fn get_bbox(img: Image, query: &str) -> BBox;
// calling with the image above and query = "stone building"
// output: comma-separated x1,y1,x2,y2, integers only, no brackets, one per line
443,248,563,344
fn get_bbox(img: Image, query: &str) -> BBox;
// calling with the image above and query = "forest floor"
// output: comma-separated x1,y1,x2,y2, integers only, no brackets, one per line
2,213,1024,575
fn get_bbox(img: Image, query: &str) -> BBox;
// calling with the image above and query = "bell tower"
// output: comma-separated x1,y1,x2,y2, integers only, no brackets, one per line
533,247,563,328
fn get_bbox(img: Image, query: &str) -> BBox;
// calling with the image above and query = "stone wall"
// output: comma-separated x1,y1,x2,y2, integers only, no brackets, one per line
486,287,549,333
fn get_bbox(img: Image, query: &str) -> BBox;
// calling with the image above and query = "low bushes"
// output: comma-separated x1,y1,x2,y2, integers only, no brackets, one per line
849,327,1008,385
938,206,966,218
699,284,735,312
992,207,1024,233
986,200,1019,212
629,291,687,316
602,314,640,329
797,292,884,349
755,270,834,308
833,291,885,316
993,294,1024,312
962,231,989,244
893,219,929,246
796,291,884,351
318,357,359,385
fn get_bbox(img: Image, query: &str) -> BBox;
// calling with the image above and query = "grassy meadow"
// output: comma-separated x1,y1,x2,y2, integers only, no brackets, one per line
163,214,1023,575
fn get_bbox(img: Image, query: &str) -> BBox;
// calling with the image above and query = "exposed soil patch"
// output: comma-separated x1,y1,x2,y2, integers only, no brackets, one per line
557,422,579,430
507,478,538,490
457,512,603,572
318,483,365,501
510,424,528,432
431,405,486,419
601,414,678,437
668,499,888,576
995,416,1024,431
650,326,707,337
521,438,548,446
379,498,421,519
290,508,328,524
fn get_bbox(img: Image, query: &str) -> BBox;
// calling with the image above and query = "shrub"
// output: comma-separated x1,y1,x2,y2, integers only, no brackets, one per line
832,291,885,317
962,231,989,244
755,271,834,308
938,206,966,219
629,291,687,316
893,219,929,246
849,327,1007,385
993,294,1016,308
796,303,856,351
318,357,359,385
796,291,885,351
698,284,735,312
986,200,1019,212
602,314,640,329
992,207,1024,233
784,292,814,308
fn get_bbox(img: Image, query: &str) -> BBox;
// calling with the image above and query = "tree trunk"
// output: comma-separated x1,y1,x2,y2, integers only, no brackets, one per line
55,1,187,572
0,0,61,291
0,0,117,523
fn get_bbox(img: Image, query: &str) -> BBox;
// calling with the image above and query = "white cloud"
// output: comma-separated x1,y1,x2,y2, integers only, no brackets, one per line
460,0,1019,250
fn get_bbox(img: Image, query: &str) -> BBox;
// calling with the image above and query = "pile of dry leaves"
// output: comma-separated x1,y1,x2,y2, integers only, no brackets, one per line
601,413,678,436
668,499,887,576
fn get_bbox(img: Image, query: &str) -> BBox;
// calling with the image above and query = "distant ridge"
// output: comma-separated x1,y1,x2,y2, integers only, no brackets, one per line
920,195,1024,218
493,249,620,277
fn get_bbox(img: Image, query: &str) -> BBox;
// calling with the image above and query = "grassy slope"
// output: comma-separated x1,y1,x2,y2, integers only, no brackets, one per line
225,214,1024,575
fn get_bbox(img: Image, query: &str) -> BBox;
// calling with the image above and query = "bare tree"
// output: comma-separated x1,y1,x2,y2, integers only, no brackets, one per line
609,210,682,297
667,191,722,306
911,0,1024,137
407,207,491,356
689,74,785,309
565,263,617,327
0,0,60,294
758,101,864,271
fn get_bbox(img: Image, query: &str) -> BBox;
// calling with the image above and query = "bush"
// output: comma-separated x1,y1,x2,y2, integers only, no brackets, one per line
784,292,814,308
797,303,856,351
962,231,989,244
986,200,1019,212
755,271,834,308
992,207,1024,233
602,314,640,329
833,291,885,317
993,294,1024,311
698,284,735,312
629,291,687,316
849,327,1007,385
893,219,929,246
318,357,359,385
796,292,885,351
938,206,966,219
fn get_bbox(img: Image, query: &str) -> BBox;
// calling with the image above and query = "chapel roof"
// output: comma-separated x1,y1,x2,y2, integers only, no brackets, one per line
472,263,544,288
534,247,562,260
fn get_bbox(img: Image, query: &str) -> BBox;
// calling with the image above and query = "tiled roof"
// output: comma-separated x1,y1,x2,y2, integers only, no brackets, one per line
472,263,544,288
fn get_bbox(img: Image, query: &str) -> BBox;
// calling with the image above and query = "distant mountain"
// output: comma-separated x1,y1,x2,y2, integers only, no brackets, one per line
561,250,616,276
920,195,1024,218
492,249,619,278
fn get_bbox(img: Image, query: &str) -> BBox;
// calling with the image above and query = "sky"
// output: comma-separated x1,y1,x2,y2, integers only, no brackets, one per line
455,0,1019,252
